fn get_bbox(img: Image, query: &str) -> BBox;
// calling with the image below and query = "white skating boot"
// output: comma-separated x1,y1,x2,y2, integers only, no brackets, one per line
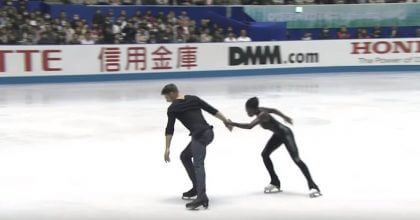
309,188,322,198
264,184,282,194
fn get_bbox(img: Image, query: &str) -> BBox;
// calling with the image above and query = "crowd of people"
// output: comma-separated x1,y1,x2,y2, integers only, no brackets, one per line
0,1,255,45
0,0,419,45
67,0,418,5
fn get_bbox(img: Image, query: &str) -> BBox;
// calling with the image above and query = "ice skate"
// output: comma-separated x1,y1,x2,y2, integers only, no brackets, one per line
309,188,322,198
182,188,197,200
186,198,209,210
264,184,282,194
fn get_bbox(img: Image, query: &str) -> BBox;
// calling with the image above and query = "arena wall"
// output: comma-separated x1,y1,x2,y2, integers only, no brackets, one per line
1,38,419,84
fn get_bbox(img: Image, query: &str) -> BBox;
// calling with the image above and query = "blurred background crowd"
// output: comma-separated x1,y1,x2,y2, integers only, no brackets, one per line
66,0,418,5
0,0,419,45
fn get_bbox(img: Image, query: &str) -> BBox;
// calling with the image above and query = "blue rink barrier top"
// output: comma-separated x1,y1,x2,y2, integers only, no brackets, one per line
0,66,420,85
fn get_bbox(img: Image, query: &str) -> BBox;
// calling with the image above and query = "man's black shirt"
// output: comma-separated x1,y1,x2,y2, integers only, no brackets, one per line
165,95,218,137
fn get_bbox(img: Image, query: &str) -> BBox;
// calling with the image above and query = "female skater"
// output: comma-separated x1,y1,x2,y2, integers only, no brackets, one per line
227,97,322,198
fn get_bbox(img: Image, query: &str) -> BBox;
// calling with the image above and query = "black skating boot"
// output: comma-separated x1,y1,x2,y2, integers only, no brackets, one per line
182,188,197,200
186,197,209,210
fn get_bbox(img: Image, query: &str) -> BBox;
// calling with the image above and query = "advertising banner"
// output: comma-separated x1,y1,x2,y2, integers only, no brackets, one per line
1,38,419,78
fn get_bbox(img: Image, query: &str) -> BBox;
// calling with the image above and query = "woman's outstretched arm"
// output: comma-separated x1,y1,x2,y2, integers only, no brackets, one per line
228,117,261,129
227,112,269,129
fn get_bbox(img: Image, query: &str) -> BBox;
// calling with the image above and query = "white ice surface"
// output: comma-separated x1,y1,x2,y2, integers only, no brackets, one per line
0,72,420,220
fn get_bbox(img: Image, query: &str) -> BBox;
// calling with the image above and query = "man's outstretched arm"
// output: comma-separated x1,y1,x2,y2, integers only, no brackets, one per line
215,112,233,131
197,96,232,131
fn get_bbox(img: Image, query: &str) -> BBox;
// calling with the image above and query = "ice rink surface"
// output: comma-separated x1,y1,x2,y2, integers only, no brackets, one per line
1,72,420,220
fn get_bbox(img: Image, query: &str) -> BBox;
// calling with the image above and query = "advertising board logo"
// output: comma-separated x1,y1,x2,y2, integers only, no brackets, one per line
229,45,319,66
229,45,282,66
351,41,420,55
0,49,62,72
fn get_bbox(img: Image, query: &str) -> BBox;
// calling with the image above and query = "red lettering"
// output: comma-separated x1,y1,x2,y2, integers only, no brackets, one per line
352,40,420,54
42,50,62,71
16,50,39,72
126,47,146,71
351,42,371,54
98,47,121,72
372,41,391,54
152,46,172,70
416,41,420,53
392,41,412,54
0,50,13,72
177,46,198,69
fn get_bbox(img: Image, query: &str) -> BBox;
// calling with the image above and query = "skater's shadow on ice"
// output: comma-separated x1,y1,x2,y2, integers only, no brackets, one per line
216,191,308,203
246,191,308,198
211,191,309,206
160,197,186,205
160,191,308,206
159,196,231,208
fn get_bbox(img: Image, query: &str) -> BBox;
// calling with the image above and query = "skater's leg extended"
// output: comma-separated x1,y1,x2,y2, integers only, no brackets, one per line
284,130,320,193
262,135,282,188
181,143,197,189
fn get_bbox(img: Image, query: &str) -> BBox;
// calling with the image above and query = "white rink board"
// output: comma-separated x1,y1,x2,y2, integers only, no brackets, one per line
1,39,419,77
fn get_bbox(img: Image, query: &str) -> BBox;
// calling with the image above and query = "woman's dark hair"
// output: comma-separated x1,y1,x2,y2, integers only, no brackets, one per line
161,83,178,95
246,97,259,109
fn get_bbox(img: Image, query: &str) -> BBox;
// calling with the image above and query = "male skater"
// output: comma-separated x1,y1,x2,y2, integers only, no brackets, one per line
161,83,232,210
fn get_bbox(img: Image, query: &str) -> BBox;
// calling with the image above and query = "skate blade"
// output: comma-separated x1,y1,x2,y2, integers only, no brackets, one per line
309,192,323,198
182,196,197,200
186,204,209,211
264,189,283,194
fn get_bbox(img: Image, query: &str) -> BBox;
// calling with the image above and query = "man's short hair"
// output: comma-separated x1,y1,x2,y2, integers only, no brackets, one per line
161,83,178,95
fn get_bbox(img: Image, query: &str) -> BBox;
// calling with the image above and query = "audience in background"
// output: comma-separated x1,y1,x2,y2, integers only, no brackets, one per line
200,28,213,42
390,26,399,38
0,3,250,45
337,26,351,39
301,32,312,40
319,28,331,39
135,28,150,43
357,28,370,39
81,32,96,44
224,32,237,42
0,0,418,45
236,29,252,42
372,25,382,38
72,0,419,5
